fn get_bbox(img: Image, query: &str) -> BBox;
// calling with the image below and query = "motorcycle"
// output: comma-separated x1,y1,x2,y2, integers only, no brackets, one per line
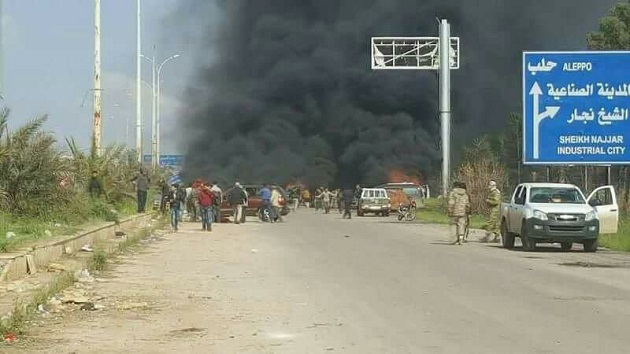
397,201,417,221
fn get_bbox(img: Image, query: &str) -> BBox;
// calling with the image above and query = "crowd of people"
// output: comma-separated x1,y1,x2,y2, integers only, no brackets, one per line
128,172,288,231
126,169,501,243
285,185,361,219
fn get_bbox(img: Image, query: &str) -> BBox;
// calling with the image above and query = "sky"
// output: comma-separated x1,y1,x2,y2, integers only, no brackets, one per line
1,0,197,156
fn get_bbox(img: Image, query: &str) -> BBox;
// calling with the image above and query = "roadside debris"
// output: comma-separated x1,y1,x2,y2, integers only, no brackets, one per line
116,301,149,310
4,332,17,344
5,231,15,240
81,244,94,252
44,229,53,237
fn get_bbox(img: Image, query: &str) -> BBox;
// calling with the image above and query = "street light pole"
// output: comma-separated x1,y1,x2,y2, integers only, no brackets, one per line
151,52,157,170
135,0,143,163
156,54,180,165
141,53,158,170
93,0,102,156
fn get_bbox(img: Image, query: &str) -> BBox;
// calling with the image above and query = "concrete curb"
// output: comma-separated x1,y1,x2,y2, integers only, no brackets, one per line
0,213,153,282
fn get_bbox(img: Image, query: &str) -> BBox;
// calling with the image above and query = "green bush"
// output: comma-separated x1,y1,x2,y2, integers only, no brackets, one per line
0,108,158,251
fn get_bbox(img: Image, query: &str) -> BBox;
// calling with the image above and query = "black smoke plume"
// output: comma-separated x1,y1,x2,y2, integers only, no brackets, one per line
176,0,615,187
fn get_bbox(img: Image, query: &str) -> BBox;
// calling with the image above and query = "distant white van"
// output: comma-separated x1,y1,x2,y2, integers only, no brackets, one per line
358,188,391,217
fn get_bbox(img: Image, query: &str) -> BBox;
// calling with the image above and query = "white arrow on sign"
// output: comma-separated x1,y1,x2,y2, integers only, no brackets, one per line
530,82,561,159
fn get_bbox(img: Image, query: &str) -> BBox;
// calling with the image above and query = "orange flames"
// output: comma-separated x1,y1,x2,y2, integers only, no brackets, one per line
388,169,423,185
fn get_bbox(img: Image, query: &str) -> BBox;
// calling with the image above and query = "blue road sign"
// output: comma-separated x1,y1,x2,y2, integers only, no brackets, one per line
142,154,184,167
523,51,630,165
168,174,182,185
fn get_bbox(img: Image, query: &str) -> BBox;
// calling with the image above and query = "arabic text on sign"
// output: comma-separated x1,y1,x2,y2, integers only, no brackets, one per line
546,83,630,100
567,107,629,125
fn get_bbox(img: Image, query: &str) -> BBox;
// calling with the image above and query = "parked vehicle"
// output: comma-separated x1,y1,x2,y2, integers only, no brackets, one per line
499,183,618,252
220,184,290,218
357,188,391,217
376,182,423,211
397,200,417,221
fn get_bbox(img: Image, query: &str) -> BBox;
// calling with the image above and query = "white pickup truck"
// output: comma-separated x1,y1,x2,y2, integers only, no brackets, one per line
499,183,619,252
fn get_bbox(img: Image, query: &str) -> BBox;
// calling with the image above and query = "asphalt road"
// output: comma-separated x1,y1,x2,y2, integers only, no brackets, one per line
16,209,630,353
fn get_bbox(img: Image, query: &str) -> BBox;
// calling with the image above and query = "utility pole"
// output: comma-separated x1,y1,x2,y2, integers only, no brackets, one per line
135,0,143,163
439,19,451,196
151,48,157,170
156,69,161,165
93,0,102,156
0,0,4,98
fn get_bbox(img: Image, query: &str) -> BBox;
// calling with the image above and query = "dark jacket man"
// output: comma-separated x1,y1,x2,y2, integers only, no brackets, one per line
88,171,103,198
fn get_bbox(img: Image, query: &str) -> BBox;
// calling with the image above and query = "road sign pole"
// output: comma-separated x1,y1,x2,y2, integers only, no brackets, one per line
439,19,451,196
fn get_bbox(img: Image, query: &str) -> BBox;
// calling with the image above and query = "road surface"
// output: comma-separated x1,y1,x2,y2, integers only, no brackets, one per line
11,209,630,353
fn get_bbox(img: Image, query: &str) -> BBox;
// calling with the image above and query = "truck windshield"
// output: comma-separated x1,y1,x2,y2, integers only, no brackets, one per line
529,187,585,204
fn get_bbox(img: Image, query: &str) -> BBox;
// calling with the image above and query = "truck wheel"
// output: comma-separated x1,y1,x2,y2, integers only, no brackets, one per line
520,223,536,252
560,242,572,252
583,239,598,253
500,220,515,250
357,210,364,217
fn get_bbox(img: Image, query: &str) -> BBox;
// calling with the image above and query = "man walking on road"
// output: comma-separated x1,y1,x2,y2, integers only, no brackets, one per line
228,182,248,224
258,184,273,222
131,169,150,213
198,183,214,231
158,178,171,215
271,187,284,222
169,183,186,231
483,180,502,243
342,188,354,219
448,182,471,245
211,181,223,223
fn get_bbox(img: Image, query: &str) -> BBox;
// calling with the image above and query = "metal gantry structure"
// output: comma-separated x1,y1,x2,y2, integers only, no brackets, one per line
371,19,460,196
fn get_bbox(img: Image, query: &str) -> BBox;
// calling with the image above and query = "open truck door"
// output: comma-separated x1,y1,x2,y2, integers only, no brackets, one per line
587,186,619,234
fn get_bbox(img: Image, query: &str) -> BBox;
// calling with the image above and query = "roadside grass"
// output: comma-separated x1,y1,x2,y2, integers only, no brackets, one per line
599,217,630,251
0,194,145,253
0,221,163,337
0,272,75,336
416,198,486,229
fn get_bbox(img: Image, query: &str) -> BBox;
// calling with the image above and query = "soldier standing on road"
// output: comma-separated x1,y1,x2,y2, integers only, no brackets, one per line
483,180,502,243
448,182,471,245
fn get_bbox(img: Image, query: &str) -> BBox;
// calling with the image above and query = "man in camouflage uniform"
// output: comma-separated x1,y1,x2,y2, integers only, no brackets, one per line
448,182,471,245
483,180,502,243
